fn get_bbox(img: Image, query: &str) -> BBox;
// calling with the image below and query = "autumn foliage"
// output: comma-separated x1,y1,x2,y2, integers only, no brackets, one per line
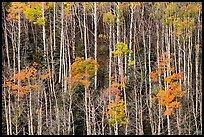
68,57,99,88
3,62,49,97
150,52,187,116
105,79,128,127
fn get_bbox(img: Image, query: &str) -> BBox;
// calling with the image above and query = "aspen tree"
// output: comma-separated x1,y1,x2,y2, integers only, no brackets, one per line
42,2,46,57
94,2,97,90
83,2,90,135
53,2,56,51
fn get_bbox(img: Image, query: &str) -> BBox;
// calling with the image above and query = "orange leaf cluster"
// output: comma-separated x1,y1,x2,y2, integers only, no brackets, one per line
164,108,173,116
32,84,39,91
149,72,157,82
6,2,26,22
105,94,127,126
112,81,125,88
149,52,187,116
79,80,90,87
69,57,99,88
105,77,128,126
106,86,120,95
106,78,127,96
4,64,48,97
40,74,49,80
67,75,78,87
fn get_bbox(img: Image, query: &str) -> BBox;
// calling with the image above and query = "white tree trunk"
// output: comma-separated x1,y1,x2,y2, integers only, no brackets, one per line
53,2,56,51
42,2,46,56
59,2,64,83
94,2,97,90
129,3,134,60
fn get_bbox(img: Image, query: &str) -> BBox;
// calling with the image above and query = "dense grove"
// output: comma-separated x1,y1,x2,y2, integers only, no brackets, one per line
2,2,202,135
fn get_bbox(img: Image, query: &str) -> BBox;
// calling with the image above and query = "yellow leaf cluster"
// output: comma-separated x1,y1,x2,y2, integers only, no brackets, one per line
32,84,39,91
98,34,107,39
105,97,127,126
69,57,99,87
80,80,90,87
40,74,49,80
129,2,141,8
164,108,173,116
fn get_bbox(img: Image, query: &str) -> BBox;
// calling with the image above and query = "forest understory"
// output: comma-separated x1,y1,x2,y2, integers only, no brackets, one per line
2,2,202,135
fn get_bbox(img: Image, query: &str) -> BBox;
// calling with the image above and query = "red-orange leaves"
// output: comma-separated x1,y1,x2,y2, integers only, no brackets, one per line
149,52,187,116
168,101,180,108
4,63,48,97
175,72,184,80
106,86,120,95
169,67,175,72
150,72,157,82
164,108,173,116
164,102,180,116
6,2,26,22
12,72,26,81
11,84,22,91
67,75,78,87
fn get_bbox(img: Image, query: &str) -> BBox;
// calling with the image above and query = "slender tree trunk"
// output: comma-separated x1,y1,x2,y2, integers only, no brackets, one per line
44,89,48,128
53,4,60,131
108,13,112,134
123,19,128,136
198,10,202,132
17,7,21,74
135,23,144,135
195,35,199,135
84,3,88,60
115,120,118,135
53,2,56,51
94,2,97,90
109,24,112,87
16,8,21,135
49,8,55,135
42,2,46,57
142,4,148,102
148,18,155,135
195,9,200,124
129,3,134,61
66,16,72,134
3,8,10,134
83,3,90,135
91,104,96,135
71,6,76,59
156,23,162,135
3,74,9,135
133,34,138,134
59,2,64,84
39,93,43,135
3,8,11,72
